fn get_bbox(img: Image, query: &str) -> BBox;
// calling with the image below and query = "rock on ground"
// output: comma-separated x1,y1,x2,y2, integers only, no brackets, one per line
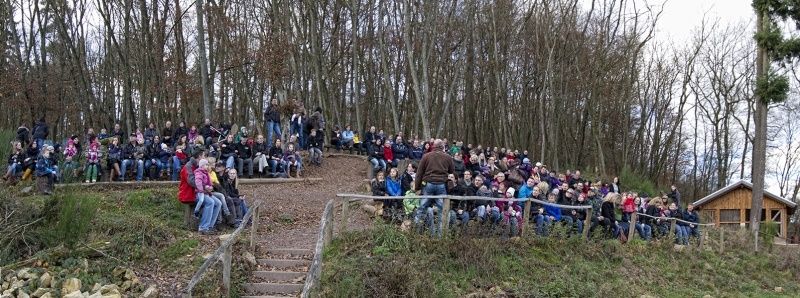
140,285,158,298
61,278,82,295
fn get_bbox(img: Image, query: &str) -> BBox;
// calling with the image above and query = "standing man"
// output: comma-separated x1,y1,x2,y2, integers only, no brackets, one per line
668,185,682,207
264,98,281,149
162,121,174,147
415,139,455,236
32,117,48,151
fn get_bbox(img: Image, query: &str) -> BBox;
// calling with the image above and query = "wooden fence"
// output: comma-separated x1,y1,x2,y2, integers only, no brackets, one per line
630,212,716,249
182,199,263,298
300,200,335,298
335,194,594,238
294,194,733,296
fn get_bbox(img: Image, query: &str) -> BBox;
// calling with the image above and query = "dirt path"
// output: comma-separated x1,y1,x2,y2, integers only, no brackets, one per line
239,154,370,250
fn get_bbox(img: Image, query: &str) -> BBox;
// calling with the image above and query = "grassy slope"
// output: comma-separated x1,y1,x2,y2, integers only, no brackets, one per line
321,225,800,298
1,186,245,297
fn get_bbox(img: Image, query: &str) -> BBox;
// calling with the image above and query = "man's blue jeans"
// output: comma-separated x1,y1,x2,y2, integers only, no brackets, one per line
266,121,281,148
636,223,652,240
145,159,163,178
121,159,144,181
420,183,446,237
171,156,182,181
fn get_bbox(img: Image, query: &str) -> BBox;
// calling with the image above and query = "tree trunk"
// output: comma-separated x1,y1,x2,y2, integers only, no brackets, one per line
750,8,768,252
196,0,212,120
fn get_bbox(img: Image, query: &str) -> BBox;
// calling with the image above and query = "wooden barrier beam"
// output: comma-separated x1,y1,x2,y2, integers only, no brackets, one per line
56,177,321,188
334,194,593,210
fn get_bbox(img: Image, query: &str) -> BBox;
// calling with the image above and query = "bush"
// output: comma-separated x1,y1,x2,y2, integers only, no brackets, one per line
619,165,658,196
0,129,14,163
0,190,49,263
39,192,100,249
761,221,780,251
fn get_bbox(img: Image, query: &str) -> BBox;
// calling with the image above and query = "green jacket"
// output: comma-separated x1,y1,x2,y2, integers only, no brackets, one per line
403,190,420,215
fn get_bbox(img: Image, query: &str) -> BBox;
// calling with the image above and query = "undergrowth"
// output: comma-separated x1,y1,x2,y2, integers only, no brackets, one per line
0,186,241,297
321,223,800,297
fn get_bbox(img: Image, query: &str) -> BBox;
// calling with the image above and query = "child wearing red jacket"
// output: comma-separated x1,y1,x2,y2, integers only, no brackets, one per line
383,141,394,168
622,193,636,222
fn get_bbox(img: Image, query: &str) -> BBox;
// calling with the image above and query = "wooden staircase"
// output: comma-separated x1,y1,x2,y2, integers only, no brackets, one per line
241,248,313,298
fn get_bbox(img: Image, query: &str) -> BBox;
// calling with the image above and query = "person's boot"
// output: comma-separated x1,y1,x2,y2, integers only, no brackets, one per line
22,168,32,181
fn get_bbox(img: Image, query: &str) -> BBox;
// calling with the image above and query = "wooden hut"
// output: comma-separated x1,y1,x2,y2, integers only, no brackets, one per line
692,180,796,238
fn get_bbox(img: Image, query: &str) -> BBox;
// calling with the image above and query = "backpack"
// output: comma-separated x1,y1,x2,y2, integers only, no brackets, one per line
185,158,197,189
618,230,628,244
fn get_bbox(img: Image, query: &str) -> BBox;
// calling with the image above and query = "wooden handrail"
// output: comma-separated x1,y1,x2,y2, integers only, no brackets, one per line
183,199,263,298
56,177,320,188
335,194,592,210
634,212,716,226
301,200,335,298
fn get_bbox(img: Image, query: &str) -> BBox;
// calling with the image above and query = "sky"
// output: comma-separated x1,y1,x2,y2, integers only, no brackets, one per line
649,0,754,42
644,0,792,196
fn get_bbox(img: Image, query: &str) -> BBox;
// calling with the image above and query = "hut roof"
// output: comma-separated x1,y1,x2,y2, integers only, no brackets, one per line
692,180,797,208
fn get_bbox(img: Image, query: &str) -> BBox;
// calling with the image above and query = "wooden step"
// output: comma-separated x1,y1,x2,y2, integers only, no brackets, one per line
257,259,310,269
264,248,313,257
243,283,304,295
252,271,307,282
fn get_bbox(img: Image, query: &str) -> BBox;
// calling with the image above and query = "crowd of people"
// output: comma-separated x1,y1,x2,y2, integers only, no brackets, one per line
3,100,331,194
4,102,699,239
362,133,699,244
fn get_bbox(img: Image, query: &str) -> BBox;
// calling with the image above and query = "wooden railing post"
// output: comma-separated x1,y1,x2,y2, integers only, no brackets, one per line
441,197,451,236
222,244,232,297
628,212,637,241
698,227,705,250
250,203,259,252
521,200,532,237
583,207,592,239
324,204,333,245
669,218,676,235
340,198,350,233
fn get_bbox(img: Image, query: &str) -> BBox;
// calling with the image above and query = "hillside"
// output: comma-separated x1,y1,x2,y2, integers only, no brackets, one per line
0,154,368,297
320,224,800,297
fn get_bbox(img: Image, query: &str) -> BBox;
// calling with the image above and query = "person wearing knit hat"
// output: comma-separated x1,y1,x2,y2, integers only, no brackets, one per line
501,186,523,237
193,158,210,217
506,187,516,197
194,158,222,234
35,145,58,195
